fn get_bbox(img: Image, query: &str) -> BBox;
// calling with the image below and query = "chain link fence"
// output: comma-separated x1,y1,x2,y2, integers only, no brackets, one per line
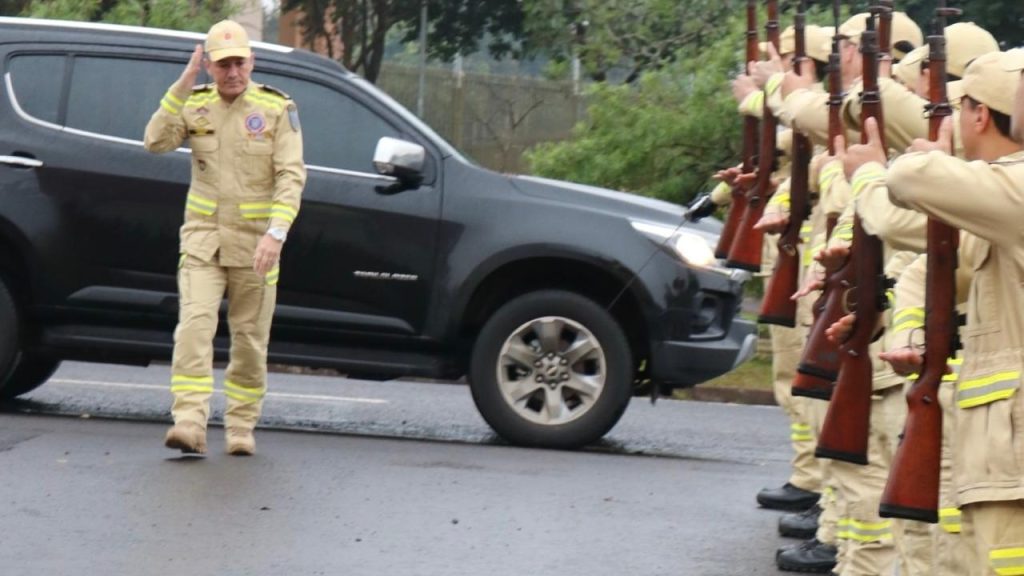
377,63,585,173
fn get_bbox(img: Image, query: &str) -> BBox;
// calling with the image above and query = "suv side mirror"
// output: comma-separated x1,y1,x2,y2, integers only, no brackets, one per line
373,137,425,186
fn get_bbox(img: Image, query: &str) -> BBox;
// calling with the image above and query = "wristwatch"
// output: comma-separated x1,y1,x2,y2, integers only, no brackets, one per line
266,227,287,243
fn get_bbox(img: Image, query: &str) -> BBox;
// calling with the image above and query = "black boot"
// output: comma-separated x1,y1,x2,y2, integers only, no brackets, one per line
756,482,820,511
779,504,821,539
776,538,837,573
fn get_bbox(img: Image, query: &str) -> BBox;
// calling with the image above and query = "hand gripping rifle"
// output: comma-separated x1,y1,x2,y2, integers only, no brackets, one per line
715,0,761,259
815,9,890,465
725,0,780,271
880,3,961,523
791,0,848,400
758,0,813,328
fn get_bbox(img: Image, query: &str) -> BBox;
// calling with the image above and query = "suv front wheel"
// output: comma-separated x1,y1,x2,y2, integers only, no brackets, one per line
469,290,633,449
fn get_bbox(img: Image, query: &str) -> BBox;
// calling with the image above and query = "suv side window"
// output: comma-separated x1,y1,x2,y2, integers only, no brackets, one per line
7,54,65,124
253,72,402,174
65,56,180,141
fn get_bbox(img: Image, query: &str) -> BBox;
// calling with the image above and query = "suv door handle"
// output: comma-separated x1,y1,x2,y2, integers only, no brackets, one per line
0,155,43,168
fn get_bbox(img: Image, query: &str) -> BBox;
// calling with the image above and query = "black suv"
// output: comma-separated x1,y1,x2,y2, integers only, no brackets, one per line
0,17,755,448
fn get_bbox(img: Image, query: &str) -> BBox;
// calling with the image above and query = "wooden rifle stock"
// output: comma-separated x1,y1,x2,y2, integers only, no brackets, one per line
716,1,761,259
880,5,961,523
760,0,812,327
791,0,845,399
726,0,780,272
815,12,889,465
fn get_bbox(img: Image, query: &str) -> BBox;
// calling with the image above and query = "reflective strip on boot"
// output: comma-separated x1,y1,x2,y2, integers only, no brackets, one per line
938,508,962,534
791,422,814,442
990,548,1024,576
224,380,266,404
171,375,214,394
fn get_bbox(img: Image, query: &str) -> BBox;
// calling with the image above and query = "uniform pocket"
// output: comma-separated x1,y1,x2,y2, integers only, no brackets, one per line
189,136,219,184
241,139,274,186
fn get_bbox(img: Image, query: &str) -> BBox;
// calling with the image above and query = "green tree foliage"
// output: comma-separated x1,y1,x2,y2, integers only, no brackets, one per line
281,0,524,83
523,0,734,83
11,0,233,31
525,11,748,205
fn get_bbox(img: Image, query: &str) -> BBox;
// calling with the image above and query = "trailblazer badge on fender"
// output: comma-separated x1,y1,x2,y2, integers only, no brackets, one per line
245,112,266,135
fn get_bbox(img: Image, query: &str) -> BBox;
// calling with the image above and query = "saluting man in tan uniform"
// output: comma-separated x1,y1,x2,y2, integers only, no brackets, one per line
143,20,306,456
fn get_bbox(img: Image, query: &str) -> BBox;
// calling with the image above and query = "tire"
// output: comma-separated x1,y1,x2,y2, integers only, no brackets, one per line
469,290,633,449
0,278,19,386
0,356,60,399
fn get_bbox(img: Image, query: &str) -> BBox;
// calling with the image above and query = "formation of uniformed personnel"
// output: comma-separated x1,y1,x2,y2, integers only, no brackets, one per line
840,48,1024,576
143,20,306,456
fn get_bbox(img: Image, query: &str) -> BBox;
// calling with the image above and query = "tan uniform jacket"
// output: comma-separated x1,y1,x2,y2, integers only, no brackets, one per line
144,81,306,268
888,149,1024,505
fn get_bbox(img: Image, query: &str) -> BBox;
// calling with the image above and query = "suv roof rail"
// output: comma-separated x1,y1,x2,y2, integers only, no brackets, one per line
0,16,293,54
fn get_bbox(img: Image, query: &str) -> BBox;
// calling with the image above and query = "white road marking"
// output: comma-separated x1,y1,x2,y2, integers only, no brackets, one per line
48,378,389,405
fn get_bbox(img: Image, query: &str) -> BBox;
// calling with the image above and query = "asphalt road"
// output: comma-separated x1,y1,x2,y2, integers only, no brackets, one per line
0,361,799,576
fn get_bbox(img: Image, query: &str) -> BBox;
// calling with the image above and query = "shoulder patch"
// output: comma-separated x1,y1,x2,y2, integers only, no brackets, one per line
259,84,291,100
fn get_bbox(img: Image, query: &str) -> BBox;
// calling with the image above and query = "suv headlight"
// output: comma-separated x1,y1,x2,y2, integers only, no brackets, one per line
630,220,716,268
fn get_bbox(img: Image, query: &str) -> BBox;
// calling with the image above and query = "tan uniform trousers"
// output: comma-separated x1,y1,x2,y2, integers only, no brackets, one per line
770,323,822,493
935,378,970,575
961,501,1024,576
170,254,277,432
831,385,904,576
807,396,840,547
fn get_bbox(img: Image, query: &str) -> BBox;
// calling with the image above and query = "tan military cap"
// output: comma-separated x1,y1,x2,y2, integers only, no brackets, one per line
958,51,1020,116
205,20,251,62
828,12,922,60
893,44,928,88
760,25,834,64
1003,48,1024,72
943,23,999,78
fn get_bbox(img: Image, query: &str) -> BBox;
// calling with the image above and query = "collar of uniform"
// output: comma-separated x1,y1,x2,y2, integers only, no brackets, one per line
990,149,1024,165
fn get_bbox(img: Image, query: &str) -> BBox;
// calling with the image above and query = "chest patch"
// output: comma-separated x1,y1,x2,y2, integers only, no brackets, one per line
245,112,266,134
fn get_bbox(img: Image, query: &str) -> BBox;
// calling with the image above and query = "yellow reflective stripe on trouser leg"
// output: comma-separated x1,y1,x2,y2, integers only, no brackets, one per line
791,422,813,442
845,519,892,542
957,371,1020,408
938,508,962,533
991,548,1024,575
171,375,214,394
224,380,266,404
837,518,852,540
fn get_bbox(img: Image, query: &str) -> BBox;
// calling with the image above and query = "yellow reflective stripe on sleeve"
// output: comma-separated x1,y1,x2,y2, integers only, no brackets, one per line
271,203,298,223
186,193,217,216
804,242,827,267
171,375,214,394
957,371,1021,408
186,92,218,107
886,289,894,308
224,380,266,403
819,162,843,193
178,253,187,269
800,224,813,243
766,75,783,96
239,202,273,219
990,547,1024,576
741,90,765,115
939,508,962,533
161,98,181,115
834,222,854,241
265,266,280,287
845,519,893,542
942,356,963,382
768,191,791,209
850,165,886,198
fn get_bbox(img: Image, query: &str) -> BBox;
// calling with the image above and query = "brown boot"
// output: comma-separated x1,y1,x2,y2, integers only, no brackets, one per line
226,428,256,456
164,422,207,454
